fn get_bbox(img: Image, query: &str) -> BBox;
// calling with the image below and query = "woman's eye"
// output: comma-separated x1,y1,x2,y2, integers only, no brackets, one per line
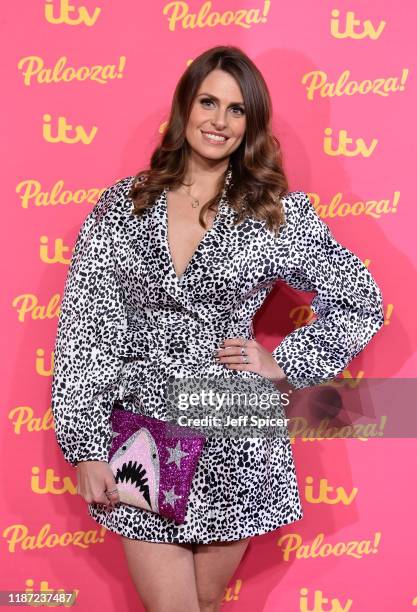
200,98,245,115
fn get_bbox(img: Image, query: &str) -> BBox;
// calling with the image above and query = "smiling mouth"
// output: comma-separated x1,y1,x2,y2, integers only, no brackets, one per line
201,130,229,143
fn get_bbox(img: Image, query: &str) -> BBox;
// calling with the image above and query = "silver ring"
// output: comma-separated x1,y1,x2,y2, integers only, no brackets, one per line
243,355,249,364
105,488,118,497
241,347,247,356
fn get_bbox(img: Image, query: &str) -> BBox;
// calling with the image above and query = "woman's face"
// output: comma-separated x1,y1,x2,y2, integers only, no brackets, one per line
185,69,246,163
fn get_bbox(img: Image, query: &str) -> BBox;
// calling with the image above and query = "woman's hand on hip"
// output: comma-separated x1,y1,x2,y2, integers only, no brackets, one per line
215,337,287,381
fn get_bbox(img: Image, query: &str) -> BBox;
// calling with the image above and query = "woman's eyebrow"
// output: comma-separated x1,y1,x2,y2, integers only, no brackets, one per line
197,92,245,106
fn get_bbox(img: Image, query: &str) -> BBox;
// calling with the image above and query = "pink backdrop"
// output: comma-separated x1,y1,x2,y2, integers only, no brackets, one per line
2,1,416,610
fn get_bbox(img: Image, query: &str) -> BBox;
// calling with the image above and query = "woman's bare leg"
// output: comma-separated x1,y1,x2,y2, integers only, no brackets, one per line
193,537,251,612
120,536,200,612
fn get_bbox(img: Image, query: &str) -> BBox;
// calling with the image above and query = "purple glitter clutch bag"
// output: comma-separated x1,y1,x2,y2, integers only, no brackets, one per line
108,406,206,524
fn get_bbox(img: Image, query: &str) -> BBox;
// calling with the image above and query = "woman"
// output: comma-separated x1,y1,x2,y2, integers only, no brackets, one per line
51,46,384,611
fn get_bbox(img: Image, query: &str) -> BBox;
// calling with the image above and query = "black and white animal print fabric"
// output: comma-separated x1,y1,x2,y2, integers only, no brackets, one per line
50,170,384,543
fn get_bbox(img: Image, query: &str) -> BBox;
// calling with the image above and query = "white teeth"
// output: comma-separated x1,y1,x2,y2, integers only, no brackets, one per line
202,132,226,142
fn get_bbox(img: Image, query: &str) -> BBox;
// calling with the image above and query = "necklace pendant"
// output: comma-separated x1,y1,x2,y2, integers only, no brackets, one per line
191,199,200,208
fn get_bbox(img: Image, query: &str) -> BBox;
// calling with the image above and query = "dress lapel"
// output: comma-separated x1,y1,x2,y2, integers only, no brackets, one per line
147,167,264,323
158,192,239,321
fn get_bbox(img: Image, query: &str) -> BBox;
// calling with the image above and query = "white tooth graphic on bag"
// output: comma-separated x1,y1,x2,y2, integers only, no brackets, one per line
110,428,160,511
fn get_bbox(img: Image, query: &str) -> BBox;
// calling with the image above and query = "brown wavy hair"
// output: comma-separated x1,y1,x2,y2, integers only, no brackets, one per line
128,45,289,236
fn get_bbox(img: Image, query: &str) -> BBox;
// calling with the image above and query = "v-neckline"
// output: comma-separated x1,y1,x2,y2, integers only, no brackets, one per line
162,187,225,283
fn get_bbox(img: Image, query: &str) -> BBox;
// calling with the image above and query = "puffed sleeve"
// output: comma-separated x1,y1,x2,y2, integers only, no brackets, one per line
272,192,384,389
50,185,127,466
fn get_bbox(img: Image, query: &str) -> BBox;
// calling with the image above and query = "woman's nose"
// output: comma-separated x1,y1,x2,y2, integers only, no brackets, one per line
211,110,227,128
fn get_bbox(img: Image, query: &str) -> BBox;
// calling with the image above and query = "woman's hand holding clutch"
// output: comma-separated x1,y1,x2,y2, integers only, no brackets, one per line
76,460,120,510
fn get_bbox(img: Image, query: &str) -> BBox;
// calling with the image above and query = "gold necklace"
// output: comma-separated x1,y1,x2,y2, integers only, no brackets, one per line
179,184,201,208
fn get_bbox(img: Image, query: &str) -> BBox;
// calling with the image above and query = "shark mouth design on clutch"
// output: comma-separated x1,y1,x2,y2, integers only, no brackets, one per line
109,428,160,512
108,406,207,523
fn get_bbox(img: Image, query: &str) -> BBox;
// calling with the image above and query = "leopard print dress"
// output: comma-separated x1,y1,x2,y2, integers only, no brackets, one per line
50,169,384,543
